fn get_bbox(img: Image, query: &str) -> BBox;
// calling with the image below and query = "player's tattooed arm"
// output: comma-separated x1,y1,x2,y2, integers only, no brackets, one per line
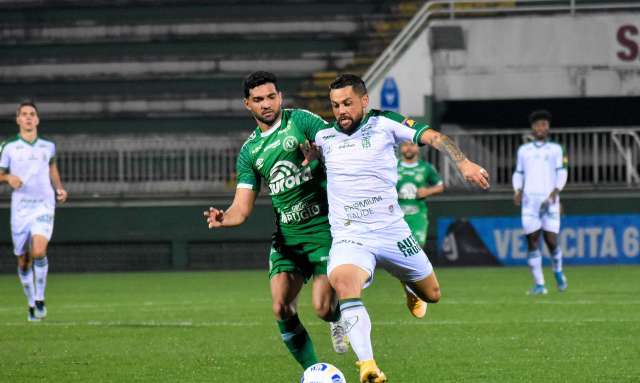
420,130,490,190
421,130,467,163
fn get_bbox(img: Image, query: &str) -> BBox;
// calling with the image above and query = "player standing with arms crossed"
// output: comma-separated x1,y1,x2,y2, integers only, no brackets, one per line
0,102,67,321
513,110,568,295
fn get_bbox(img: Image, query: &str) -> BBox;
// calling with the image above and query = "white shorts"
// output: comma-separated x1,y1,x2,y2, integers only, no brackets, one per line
521,194,560,235
11,209,55,256
327,219,433,287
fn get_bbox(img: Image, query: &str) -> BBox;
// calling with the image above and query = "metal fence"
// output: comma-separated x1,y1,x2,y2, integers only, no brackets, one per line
425,127,640,190
1,127,638,197
55,134,245,196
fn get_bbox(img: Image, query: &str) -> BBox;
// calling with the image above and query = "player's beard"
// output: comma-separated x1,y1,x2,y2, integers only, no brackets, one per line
338,114,362,134
403,151,417,160
254,108,281,126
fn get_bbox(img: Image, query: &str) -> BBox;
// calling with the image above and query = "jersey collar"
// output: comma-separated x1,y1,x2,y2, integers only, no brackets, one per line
400,161,420,168
259,116,283,138
18,133,38,146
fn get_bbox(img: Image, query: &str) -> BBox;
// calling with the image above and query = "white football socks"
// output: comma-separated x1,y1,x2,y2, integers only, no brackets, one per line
18,267,36,307
527,250,545,286
340,299,373,361
551,248,563,273
34,257,49,301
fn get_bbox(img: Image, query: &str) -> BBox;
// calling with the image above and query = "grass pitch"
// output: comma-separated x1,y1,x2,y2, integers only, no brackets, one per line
1,266,638,382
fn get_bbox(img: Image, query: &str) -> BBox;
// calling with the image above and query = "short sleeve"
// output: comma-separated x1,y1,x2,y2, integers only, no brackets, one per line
379,111,430,145
235,145,260,191
425,163,442,186
49,143,57,164
0,142,9,171
292,109,329,142
557,144,568,169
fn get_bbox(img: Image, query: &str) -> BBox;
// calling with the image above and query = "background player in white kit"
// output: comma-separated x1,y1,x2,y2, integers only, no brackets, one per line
302,74,490,382
513,110,568,295
0,102,67,321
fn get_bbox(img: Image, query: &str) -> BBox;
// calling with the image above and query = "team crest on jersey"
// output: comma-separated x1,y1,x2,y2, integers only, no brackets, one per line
415,174,424,182
402,118,416,127
282,136,299,152
256,158,265,170
268,160,312,195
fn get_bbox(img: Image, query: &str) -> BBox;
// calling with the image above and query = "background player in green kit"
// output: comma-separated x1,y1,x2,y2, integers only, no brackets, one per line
203,71,347,370
397,141,444,248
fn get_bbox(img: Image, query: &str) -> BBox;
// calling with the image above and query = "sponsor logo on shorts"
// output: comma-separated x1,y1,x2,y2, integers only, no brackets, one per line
397,235,421,257
36,214,53,224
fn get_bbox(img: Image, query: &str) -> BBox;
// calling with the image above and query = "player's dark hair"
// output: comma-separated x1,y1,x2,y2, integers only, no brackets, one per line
529,109,551,125
330,74,368,95
243,71,279,98
16,101,38,116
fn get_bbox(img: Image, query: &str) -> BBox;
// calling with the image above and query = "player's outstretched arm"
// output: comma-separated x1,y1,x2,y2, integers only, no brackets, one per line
419,130,490,190
204,187,257,229
49,162,67,203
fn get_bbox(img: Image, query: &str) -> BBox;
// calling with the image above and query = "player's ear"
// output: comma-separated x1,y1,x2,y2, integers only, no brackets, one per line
243,97,251,111
361,94,369,109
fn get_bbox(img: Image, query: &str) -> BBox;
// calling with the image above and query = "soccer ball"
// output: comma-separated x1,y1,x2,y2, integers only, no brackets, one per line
301,363,346,383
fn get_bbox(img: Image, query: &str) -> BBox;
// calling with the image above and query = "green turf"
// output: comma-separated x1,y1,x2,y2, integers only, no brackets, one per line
1,266,638,382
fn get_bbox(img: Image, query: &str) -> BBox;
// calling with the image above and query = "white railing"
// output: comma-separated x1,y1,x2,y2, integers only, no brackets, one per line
54,134,246,196
1,127,637,197
363,0,640,90
423,127,640,190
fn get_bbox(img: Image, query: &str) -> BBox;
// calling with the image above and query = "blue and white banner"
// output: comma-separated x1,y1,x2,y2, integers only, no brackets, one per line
437,214,640,265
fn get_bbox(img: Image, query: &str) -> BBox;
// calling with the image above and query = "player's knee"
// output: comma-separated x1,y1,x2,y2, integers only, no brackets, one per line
31,249,46,259
330,278,359,299
427,286,441,303
271,301,295,320
313,300,333,321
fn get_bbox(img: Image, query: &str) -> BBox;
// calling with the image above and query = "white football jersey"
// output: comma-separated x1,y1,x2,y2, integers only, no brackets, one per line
513,140,568,197
0,135,56,212
313,109,429,237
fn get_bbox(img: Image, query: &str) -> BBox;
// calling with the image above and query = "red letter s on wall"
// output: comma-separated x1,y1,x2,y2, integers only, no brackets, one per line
617,25,639,62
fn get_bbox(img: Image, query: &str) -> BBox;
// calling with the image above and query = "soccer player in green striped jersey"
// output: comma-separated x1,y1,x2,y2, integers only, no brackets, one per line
203,72,347,370
397,141,444,248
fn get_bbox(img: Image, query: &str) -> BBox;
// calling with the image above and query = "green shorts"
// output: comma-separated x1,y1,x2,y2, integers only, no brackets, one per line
403,214,429,248
268,239,330,282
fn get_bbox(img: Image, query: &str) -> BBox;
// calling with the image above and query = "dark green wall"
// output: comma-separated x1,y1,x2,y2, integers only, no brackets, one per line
0,192,638,271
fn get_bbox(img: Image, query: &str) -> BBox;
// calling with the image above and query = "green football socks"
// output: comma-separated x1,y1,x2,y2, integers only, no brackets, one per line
277,314,318,369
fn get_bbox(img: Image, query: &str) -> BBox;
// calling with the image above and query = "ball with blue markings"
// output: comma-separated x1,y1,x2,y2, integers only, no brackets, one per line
301,362,346,383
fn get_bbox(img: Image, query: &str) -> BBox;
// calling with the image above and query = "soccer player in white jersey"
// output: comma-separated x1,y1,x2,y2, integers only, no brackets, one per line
512,110,568,295
0,102,67,321
301,74,490,382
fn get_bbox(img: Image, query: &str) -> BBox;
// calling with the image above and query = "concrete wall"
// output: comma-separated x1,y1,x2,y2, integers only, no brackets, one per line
367,12,640,118
1,192,637,272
